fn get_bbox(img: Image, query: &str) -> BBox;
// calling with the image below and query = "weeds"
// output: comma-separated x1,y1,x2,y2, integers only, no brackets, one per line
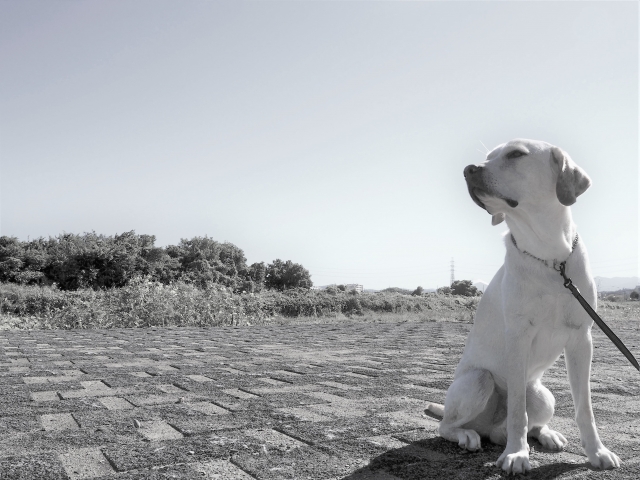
0,279,480,330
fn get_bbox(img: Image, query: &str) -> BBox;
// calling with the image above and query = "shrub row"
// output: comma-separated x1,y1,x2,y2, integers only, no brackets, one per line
0,232,311,293
0,279,480,329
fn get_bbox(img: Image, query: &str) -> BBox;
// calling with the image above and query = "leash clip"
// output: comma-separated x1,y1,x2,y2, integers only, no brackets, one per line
557,261,573,288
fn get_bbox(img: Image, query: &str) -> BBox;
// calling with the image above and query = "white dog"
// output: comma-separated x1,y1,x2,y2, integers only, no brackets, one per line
426,139,620,474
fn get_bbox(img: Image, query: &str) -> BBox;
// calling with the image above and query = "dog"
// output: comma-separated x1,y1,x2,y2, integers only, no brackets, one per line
426,139,620,474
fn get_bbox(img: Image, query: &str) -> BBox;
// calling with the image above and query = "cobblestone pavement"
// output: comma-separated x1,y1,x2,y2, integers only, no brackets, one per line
0,319,639,479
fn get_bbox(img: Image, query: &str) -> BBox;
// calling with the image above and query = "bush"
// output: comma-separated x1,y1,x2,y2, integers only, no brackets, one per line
265,259,312,291
0,232,314,295
0,281,480,329
450,280,479,297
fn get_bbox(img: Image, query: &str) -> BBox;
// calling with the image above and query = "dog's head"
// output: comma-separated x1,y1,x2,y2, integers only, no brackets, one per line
464,139,591,225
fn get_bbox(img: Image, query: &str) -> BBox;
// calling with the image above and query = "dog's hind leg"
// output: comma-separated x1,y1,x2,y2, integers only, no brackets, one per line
526,380,567,450
437,369,495,451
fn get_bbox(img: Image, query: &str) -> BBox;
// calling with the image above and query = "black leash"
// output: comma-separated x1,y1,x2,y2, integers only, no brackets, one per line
511,233,640,372
557,262,640,372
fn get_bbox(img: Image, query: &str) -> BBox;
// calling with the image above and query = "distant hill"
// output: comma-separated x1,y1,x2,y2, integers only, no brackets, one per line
594,276,640,292
321,277,639,295
473,280,489,293
473,278,639,293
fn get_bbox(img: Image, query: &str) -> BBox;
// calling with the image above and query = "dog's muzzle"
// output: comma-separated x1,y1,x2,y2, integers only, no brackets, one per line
464,164,488,210
464,164,519,210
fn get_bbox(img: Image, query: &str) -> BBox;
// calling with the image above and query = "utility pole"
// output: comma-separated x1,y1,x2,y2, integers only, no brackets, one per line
450,258,455,286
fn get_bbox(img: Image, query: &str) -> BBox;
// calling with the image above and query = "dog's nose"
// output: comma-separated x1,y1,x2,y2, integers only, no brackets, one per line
464,165,480,178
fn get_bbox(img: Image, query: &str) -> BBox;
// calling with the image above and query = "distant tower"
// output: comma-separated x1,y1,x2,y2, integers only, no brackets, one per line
450,258,455,286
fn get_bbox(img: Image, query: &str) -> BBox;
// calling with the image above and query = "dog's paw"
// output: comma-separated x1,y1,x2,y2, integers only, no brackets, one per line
456,428,482,451
537,428,567,451
586,446,620,469
496,449,531,474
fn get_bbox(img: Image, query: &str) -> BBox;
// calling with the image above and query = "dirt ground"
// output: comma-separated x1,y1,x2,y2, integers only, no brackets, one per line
0,309,638,479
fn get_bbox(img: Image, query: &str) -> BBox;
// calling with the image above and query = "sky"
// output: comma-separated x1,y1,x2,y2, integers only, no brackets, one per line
0,0,638,291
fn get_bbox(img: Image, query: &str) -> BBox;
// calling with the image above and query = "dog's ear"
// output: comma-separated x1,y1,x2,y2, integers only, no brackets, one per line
551,147,591,206
491,213,505,225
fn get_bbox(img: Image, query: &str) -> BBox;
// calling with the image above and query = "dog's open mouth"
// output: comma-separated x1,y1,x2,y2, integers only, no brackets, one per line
468,187,518,211
468,187,488,210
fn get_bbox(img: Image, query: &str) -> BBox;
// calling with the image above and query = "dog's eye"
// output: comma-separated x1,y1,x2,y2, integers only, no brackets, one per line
506,150,526,159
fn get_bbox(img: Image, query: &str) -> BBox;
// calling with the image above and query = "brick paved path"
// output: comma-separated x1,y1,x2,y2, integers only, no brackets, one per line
0,320,638,479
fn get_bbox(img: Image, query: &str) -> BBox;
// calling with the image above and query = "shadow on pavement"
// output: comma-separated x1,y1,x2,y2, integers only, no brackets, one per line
340,436,588,480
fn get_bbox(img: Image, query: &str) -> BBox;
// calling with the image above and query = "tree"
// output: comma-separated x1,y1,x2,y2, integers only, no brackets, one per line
265,259,313,291
450,280,479,297
44,231,154,290
0,236,47,285
631,291,639,301
412,286,424,296
172,236,249,290
248,262,266,285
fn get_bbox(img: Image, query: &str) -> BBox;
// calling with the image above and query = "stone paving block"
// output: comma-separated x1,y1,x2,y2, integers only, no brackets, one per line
169,416,248,436
41,412,80,431
157,383,187,394
190,459,255,479
22,376,55,384
276,406,331,422
308,402,368,418
10,357,30,364
98,395,134,410
223,387,261,399
342,469,403,479
152,364,180,373
244,427,308,449
59,383,135,400
278,415,412,445
53,360,74,367
8,366,30,373
257,377,290,386
139,420,184,440
187,374,213,382
125,393,183,406
58,447,115,479
320,380,363,391
30,390,60,402
188,401,230,416
378,410,440,430
248,383,320,395
365,434,410,450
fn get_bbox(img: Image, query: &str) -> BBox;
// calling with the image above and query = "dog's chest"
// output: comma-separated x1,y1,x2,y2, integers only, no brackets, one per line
523,290,587,330
525,294,584,371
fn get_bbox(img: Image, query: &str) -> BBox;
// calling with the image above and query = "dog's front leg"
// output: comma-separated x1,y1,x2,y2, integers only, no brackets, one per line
496,326,532,475
565,328,620,469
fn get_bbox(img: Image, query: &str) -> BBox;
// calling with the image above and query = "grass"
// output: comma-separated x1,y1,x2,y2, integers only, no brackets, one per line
0,279,636,330
0,279,479,330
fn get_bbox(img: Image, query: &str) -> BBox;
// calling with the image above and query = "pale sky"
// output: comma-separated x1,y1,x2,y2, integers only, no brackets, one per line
1,1,638,290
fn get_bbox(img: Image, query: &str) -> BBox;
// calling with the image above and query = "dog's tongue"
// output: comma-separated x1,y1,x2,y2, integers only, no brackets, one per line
491,213,505,226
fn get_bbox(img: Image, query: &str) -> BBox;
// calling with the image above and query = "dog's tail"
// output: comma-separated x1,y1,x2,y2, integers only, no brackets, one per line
425,402,445,419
